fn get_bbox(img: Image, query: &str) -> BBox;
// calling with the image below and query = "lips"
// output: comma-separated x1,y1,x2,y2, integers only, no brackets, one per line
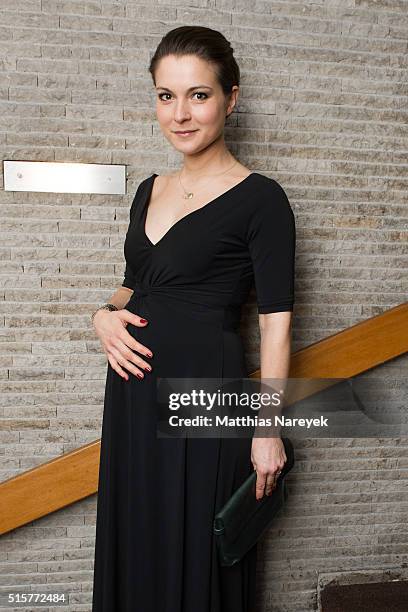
174,130,197,134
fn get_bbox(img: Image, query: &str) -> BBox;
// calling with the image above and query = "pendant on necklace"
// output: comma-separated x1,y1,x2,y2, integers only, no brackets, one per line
183,192,194,199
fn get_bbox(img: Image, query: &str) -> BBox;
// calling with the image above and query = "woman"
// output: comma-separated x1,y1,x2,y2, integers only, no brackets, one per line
91,25,295,612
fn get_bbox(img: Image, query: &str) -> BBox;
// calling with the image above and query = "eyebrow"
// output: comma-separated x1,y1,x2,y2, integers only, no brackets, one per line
156,85,213,93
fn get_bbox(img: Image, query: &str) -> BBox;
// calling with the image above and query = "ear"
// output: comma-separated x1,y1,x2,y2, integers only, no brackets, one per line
225,85,239,118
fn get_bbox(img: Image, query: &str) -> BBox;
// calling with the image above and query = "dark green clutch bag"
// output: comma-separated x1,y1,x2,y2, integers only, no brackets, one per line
213,437,295,567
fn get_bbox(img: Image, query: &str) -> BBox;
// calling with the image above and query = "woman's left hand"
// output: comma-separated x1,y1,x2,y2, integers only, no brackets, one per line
251,437,287,500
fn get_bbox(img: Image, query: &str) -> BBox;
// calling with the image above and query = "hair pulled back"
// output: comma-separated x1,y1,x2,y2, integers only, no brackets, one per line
149,25,240,97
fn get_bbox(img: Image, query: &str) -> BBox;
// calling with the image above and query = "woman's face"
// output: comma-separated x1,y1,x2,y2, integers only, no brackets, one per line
153,54,237,154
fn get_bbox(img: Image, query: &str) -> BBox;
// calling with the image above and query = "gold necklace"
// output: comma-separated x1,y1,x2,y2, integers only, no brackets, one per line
178,159,239,199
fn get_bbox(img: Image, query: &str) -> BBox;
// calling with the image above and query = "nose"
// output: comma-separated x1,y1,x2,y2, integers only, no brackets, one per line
173,99,191,123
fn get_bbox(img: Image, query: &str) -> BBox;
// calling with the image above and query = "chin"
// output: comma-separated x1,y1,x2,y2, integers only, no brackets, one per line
172,138,204,151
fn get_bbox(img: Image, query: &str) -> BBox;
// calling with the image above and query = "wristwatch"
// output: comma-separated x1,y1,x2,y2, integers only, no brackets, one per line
91,303,118,324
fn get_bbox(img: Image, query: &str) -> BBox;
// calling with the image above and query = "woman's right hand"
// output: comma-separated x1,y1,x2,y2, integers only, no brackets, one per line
92,308,153,381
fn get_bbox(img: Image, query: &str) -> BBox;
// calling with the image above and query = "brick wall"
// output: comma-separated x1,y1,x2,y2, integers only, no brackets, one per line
0,1,407,610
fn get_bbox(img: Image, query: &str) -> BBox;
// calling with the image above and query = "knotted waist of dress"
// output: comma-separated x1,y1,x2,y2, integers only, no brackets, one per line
127,279,241,332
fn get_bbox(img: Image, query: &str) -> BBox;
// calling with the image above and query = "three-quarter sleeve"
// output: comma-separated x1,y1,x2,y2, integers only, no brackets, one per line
122,264,135,290
121,180,145,290
246,179,296,314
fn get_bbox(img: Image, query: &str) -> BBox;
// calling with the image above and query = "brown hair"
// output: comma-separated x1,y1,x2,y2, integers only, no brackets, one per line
148,25,240,97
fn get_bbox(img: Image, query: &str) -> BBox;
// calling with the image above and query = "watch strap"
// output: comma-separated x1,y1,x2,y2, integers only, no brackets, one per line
91,303,118,323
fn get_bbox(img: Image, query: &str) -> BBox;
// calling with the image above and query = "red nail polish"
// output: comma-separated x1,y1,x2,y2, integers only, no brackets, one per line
140,318,148,324
146,352,153,358
144,365,152,372
136,373,144,379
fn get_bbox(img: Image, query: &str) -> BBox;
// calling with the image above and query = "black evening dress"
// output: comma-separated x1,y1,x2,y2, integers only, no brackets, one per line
92,172,296,612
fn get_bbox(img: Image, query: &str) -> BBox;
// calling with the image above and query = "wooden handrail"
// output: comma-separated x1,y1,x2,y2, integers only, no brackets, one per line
288,302,408,378
0,302,407,535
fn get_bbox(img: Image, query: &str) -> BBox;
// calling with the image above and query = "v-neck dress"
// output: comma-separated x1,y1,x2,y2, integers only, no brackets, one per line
92,171,296,612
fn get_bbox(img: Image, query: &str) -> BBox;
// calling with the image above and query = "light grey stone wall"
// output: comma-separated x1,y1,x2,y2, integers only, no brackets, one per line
0,1,407,610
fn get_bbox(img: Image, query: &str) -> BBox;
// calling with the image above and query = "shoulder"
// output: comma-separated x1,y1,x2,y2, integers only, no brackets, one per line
251,172,290,199
131,173,158,202
245,174,295,239
127,174,155,220
134,172,171,191
147,172,176,197
151,173,172,184
249,173,294,216
130,174,154,197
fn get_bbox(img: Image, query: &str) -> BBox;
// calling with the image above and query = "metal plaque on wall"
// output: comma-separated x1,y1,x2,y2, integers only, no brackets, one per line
3,161,126,194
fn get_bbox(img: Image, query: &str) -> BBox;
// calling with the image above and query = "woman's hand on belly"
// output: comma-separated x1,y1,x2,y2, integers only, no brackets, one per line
92,308,153,381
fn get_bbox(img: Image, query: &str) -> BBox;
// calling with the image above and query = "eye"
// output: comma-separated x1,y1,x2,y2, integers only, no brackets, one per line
192,92,208,100
157,92,208,102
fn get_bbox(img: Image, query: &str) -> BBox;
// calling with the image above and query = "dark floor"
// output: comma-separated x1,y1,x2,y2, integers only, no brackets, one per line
321,581,408,612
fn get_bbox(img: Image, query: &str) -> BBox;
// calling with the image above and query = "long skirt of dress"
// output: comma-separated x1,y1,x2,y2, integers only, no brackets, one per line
92,298,257,612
